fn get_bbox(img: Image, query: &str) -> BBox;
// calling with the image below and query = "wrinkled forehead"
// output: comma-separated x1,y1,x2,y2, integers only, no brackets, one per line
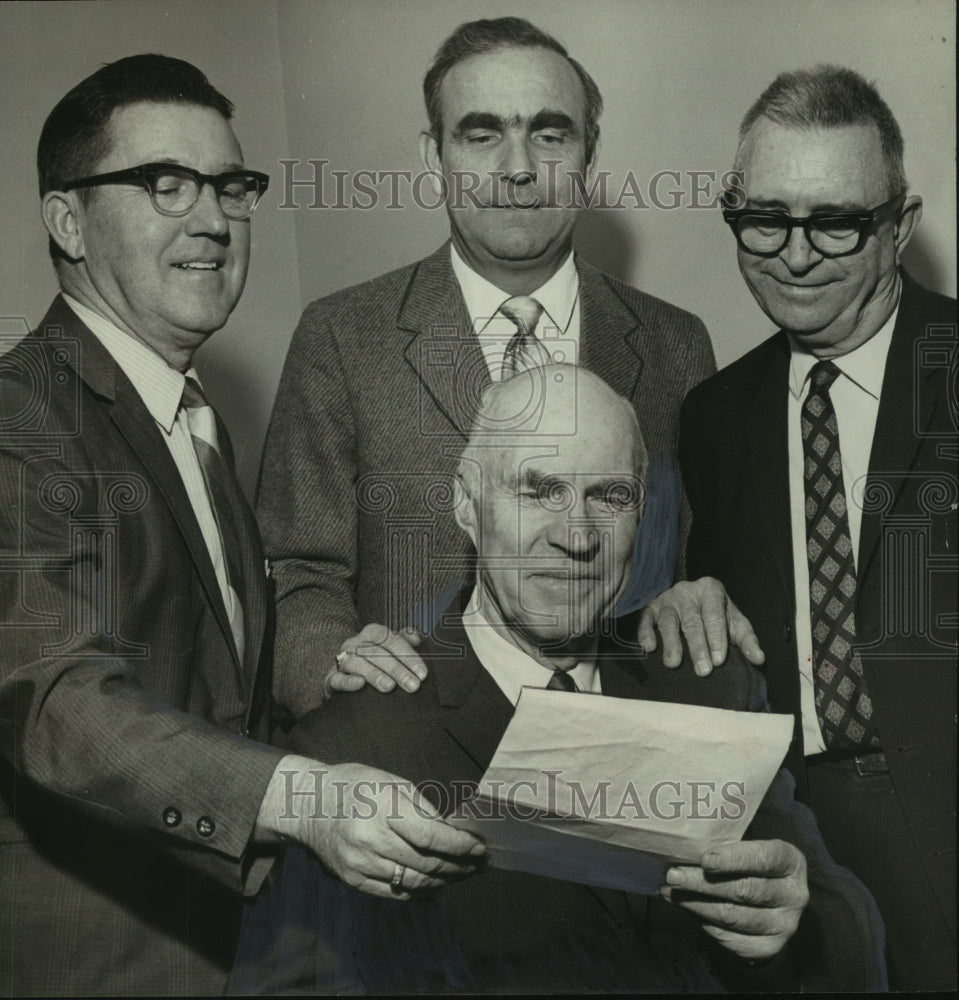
439,44,587,126
737,118,889,206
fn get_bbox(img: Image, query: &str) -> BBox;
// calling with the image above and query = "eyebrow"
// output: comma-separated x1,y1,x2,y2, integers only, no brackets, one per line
518,468,628,495
451,109,577,138
452,112,505,137
529,110,576,133
142,155,248,173
745,197,871,214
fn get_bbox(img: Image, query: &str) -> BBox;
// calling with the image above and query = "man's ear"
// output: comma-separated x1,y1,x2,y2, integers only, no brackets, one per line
584,128,602,186
42,190,85,261
893,194,922,264
453,470,479,547
419,131,445,201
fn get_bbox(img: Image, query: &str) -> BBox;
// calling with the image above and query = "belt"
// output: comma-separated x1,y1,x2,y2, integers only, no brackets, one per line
806,749,890,776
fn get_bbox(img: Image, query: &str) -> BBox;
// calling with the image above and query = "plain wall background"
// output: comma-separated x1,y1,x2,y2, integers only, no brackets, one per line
2,0,955,496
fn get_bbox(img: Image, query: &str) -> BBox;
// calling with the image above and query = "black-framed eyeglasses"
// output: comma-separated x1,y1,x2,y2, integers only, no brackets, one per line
722,193,905,259
61,162,270,220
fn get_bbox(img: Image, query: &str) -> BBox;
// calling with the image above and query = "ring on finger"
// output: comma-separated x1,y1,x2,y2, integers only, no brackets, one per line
390,862,406,890
334,650,349,672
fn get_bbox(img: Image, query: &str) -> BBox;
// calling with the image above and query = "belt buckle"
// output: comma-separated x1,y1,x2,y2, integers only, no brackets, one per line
853,751,889,776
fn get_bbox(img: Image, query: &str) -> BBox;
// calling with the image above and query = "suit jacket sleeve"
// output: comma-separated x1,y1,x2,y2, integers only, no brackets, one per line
0,345,283,895
257,300,362,717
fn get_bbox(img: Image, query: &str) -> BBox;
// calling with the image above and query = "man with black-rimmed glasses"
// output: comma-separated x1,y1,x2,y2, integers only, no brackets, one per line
0,53,483,997
678,65,957,990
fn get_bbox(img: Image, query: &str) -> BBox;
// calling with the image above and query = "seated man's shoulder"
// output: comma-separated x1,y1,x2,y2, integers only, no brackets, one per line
607,626,767,713
285,665,442,764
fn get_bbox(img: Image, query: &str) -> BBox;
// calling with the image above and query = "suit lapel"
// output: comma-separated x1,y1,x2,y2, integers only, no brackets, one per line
857,277,939,583
214,413,268,684
747,337,796,609
431,617,516,772
400,244,490,436
577,259,644,401
57,299,246,686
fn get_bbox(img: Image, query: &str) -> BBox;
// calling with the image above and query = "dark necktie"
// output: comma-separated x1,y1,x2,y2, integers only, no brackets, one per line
803,360,879,751
500,295,551,376
547,670,579,692
181,376,246,659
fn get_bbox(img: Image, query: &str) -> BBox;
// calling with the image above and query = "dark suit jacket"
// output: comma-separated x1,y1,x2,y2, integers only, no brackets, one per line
229,611,886,994
0,298,284,996
257,243,716,717
679,272,956,980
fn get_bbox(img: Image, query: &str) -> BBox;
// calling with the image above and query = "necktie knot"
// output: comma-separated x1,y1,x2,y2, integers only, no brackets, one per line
499,295,544,335
500,296,551,376
809,360,841,393
181,375,209,411
547,669,579,693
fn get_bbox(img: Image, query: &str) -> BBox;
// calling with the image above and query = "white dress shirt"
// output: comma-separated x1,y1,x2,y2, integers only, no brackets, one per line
787,306,898,755
63,294,244,661
462,587,601,704
450,245,581,379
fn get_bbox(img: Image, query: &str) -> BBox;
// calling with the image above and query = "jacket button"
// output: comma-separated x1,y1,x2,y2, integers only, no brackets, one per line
196,816,216,838
783,623,793,641
162,806,181,828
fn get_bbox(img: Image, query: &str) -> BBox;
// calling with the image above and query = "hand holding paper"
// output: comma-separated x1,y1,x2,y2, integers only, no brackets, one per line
663,839,809,961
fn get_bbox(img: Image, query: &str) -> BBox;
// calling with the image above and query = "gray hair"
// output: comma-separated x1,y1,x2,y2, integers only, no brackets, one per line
735,64,906,197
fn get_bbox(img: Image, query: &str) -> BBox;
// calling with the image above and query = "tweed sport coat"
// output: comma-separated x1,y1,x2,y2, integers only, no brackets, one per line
230,610,886,993
257,243,716,718
679,271,957,986
0,298,284,996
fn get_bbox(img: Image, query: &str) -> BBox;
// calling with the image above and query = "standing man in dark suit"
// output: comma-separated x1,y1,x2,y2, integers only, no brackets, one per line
233,366,885,994
0,54,483,997
679,65,956,990
257,17,765,719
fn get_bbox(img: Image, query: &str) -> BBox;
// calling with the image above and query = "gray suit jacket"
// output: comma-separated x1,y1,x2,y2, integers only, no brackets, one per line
258,244,715,717
0,298,284,996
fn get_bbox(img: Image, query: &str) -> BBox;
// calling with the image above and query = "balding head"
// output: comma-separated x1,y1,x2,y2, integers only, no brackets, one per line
455,365,645,666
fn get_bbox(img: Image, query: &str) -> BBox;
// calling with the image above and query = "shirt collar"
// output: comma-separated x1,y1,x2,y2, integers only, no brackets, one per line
462,586,598,705
63,294,192,433
450,244,579,336
787,300,899,402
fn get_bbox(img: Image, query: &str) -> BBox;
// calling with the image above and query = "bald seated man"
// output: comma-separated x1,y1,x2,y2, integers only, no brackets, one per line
231,366,885,994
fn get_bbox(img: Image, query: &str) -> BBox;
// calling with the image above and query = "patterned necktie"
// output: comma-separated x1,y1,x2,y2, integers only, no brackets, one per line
547,670,579,692
803,360,879,751
181,376,246,660
500,295,551,376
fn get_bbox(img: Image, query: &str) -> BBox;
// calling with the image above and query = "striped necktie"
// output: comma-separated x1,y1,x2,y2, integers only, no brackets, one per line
181,375,246,661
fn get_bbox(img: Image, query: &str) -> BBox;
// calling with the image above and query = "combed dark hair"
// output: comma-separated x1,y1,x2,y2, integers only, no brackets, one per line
736,64,906,196
38,53,234,262
423,17,602,163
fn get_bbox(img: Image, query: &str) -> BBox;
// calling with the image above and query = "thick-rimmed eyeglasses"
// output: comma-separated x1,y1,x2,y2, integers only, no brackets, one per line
722,194,905,259
61,163,270,220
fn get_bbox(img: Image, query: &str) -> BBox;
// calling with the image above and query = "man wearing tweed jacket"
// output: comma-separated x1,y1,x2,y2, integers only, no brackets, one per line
259,17,739,719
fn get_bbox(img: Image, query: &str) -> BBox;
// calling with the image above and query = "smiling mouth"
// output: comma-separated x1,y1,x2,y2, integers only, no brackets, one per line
173,262,223,271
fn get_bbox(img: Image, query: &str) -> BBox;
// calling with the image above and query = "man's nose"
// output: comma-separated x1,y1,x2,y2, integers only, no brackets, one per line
545,499,603,559
184,182,230,237
778,223,823,272
500,134,537,185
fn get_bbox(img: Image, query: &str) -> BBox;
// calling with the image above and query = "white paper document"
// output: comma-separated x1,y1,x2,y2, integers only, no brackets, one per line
447,689,793,895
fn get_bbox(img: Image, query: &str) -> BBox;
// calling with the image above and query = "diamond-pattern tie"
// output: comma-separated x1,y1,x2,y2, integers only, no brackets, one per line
181,376,246,659
500,296,551,376
803,361,879,751
547,670,579,692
